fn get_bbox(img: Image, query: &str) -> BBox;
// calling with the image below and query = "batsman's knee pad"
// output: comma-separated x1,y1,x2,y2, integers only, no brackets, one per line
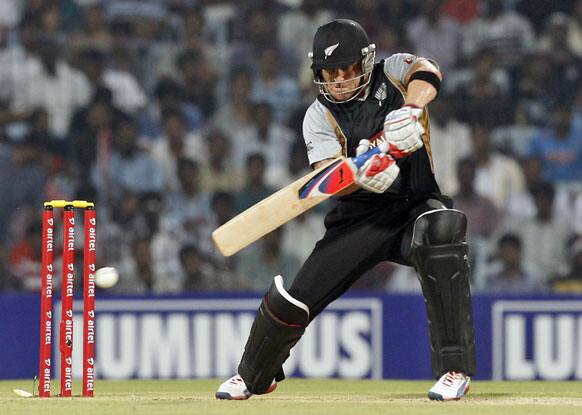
412,208,467,245
238,275,309,394
410,209,476,378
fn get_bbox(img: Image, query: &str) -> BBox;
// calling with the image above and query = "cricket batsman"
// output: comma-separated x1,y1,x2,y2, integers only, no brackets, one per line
216,19,476,401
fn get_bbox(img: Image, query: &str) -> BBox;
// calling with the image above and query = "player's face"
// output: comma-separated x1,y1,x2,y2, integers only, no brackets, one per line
321,61,363,101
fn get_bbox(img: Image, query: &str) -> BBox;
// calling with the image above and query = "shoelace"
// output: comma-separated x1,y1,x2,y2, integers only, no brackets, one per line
229,377,244,385
442,371,459,387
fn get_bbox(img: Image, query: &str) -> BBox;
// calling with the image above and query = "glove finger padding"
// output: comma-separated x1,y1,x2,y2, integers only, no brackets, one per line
356,153,400,194
384,106,425,159
388,123,425,158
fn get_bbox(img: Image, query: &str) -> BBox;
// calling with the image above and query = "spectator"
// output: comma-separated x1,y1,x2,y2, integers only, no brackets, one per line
407,0,462,74
232,6,278,68
0,135,49,247
165,158,212,246
0,14,40,126
199,130,244,193
114,236,158,293
513,51,553,127
211,66,254,134
373,26,408,58
180,245,252,292
347,0,418,37
281,209,326,264
505,157,545,220
570,0,582,56
452,157,500,240
516,0,573,34
97,189,144,264
449,48,512,127
70,3,113,52
91,113,164,206
148,6,210,83
68,87,125,194
452,156,500,286
10,38,91,138
236,227,301,290
277,0,333,75
497,182,573,282
7,220,43,292
462,0,535,71
250,48,301,124
138,77,203,139
176,48,217,118
267,140,311,188
209,191,237,229
528,102,582,184
441,0,479,25
180,245,222,292
148,108,205,191
451,125,525,211
0,0,21,34
428,93,473,195
37,2,64,39
538,13,581,104
231,102,295,178
75,48,147,114
482,233,546,293
235,153,274,213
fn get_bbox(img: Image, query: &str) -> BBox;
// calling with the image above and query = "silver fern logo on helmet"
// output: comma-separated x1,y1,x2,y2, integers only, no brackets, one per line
324,43,340,59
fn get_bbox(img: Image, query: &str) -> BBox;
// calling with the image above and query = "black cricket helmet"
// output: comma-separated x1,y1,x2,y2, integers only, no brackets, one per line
308,19,376,103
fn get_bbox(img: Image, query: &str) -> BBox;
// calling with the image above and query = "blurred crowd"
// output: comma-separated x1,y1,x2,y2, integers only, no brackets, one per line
0,0,580,295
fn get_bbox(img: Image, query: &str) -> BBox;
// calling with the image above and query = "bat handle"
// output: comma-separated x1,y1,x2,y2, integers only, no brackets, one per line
351,146,383,169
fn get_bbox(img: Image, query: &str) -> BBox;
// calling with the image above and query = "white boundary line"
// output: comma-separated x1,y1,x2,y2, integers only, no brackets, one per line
492,300,582,380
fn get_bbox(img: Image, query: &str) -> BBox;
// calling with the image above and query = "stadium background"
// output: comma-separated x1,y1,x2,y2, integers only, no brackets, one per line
0,0,580,382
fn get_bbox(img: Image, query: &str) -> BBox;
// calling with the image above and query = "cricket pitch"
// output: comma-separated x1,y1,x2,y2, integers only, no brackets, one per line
2,379,582,415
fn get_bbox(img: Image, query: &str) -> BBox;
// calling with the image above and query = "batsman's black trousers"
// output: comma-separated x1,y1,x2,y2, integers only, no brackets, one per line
288,195,445,321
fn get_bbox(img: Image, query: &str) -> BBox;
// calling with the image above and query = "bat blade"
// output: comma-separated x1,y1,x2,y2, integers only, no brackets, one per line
212,157,355,257
211,146,381,257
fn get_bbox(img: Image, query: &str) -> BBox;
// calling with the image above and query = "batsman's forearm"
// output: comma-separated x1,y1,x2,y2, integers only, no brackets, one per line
404,79,438,108
404,58,442,108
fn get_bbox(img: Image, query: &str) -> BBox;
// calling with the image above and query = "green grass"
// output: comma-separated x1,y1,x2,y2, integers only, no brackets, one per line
2,379,582,415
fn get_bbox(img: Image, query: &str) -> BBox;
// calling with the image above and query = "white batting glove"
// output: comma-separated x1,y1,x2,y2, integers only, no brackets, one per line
384,105,425,159
354,140,400,194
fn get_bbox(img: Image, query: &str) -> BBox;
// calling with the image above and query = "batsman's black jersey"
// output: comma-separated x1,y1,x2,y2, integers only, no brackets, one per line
302,53,442,213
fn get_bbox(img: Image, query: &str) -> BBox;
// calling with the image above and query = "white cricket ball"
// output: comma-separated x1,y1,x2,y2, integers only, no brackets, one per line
94,267,119,289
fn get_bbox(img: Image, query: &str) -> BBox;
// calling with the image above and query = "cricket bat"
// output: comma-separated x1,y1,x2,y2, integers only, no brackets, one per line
211,146,382,257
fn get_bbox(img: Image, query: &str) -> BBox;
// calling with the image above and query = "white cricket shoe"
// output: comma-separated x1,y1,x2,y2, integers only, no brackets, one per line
428,371,470,401
215,374,277,400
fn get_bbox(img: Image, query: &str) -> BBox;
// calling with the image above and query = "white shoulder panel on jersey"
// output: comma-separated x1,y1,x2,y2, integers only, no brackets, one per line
302,99,342,166
383,53,421,84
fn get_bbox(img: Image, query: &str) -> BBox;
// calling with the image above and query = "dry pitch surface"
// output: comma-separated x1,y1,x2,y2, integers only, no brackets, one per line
2,379,582,415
